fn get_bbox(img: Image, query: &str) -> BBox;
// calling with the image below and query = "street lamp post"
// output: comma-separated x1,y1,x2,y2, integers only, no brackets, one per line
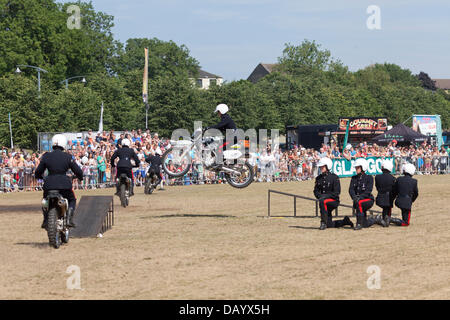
60,76,87,89
15,65,49,94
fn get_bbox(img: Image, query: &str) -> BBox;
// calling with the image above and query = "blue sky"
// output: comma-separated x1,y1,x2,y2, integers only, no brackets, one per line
59,0,450,81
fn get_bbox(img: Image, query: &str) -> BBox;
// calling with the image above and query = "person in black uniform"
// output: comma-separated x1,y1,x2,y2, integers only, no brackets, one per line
145,148,163,186
391,163,419,227
349,158,385,230
314,157,353,230
205,104,237,166
34,134,83,228
375,159,396,227
110,138,140,196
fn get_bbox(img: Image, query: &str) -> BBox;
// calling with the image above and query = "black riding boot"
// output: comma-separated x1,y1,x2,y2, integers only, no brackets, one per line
41,209,48,229
67,207,76,228
390,217,403,226
115,183,120,196
374,214,387,227
130,181,134,196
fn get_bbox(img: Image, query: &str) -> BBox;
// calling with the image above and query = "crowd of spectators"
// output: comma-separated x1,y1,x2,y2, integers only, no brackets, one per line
1,130,449,193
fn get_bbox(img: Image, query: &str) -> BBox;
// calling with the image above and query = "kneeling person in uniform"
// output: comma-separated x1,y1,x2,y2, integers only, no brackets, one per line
391,163,418,227
34,134,83,229
314,157,353,230
375,159,396,227
349,158,385,230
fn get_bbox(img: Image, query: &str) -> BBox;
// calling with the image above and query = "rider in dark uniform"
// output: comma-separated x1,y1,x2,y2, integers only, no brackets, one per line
110,138,140,196
375,159,396,227
391,163,419,227
34,134,83,228
145,148,163,186
314,157,353,230
205,104,237,166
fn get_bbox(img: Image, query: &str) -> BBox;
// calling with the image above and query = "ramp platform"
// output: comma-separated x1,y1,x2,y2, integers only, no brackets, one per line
71,196,114,238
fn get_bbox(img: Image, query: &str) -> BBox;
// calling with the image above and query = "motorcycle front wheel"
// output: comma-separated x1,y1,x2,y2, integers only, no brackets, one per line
162,147,191,177
224,162,254,189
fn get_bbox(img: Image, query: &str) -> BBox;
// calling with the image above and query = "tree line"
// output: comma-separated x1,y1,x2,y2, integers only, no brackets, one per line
1,0,449,149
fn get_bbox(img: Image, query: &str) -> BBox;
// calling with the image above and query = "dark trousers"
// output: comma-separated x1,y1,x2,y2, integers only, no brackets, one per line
319,198,349,228
392,209,411,226
354,198,375,228
117,167,134,187
381,207,392,218
43,189,76,210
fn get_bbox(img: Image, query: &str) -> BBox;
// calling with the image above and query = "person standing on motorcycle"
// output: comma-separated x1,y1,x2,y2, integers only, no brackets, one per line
205,104,237,166
145,148,163,186
34,134,83,229
110,138,140,196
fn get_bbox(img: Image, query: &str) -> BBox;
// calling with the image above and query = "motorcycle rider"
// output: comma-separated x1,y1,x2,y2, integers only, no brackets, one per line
314,157,354,230
34,134,83,228
145,148,163,187
390,163,418,227
349,158,384,230
110,138,140,196
205,104,237,166
375,159,396,227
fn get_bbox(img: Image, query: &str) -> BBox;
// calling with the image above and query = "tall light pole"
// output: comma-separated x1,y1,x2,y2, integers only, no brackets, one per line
60,76,87,89
15,65,49,94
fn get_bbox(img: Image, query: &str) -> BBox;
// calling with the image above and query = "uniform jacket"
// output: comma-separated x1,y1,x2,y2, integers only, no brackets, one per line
349,173,374,201
375,171,396,207
34,149,83,190
145,154,162,171
209,114,237,133
314,172,341,201
393,174,418,209
110,146,140,168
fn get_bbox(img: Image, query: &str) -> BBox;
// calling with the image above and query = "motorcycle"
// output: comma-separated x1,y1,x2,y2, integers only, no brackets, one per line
117,173,131,207
42,190,70,249
161,131,254,188
144,166,162,195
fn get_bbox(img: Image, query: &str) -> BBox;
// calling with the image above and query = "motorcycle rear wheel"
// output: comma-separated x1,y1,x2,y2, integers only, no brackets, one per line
47,208,61,249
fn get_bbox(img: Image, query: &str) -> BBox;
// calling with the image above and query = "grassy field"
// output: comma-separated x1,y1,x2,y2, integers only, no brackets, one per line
0,175,449,300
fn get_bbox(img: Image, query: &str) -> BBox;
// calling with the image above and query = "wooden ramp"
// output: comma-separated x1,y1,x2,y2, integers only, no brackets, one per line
71,196,114,238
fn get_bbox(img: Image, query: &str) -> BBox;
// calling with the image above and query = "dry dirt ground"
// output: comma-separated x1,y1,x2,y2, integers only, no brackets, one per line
0,175,449,300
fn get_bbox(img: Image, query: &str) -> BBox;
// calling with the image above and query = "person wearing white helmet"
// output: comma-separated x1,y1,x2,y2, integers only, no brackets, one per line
349,158,377,230
390,163,418,227
314,157,354,230
206,104,237,166
34,134,83,228
110,137,140,196
375,159,396,227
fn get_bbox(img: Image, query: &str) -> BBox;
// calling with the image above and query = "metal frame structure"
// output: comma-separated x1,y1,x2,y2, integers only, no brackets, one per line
267,189,382,217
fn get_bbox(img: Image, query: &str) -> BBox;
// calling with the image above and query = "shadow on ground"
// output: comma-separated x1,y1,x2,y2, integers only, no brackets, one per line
142,214,236,219
15,242,52,249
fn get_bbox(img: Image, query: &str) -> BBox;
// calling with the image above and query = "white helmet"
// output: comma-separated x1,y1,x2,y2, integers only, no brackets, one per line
354,158,368,172
121,138,130,147
317,157,332,171
155,148,162,156
214,103,229,114
381,159,393,173
403,163,416,176
345,144,352,150
81,156,89,165
52,134,67,150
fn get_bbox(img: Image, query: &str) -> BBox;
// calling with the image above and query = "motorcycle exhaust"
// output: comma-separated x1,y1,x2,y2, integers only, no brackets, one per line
221,167,241,175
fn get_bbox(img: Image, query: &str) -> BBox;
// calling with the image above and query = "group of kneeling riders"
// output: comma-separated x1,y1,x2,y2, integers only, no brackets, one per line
314,157,418,230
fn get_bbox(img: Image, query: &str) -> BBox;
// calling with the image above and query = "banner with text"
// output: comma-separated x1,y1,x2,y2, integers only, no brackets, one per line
331,157,395,177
